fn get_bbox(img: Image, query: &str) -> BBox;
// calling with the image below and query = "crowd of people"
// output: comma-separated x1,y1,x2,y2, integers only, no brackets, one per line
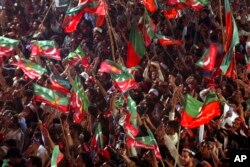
0,0,250,166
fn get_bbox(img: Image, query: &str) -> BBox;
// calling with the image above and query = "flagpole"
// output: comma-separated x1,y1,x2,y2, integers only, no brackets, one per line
103,0,116,62
41,0,54,24
219,0,225,49
51,91,74,166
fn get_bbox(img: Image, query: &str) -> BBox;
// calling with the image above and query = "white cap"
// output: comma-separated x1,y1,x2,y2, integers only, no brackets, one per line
148,88,159,97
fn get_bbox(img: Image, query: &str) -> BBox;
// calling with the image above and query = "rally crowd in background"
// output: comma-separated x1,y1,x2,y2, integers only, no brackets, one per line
0,0,250,167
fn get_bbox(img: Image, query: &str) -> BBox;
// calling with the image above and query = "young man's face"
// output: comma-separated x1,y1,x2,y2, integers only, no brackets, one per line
180,151,193,166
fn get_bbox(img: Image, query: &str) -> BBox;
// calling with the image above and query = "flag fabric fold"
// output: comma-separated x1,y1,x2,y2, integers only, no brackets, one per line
0,36,19,57
144,10,156,47
69,76,90,123
126,128,162,159
12,59,47,79
195,44,218,71
64,0,107,33
155,33,183,46
163,8,180,20
33,84,69,112
90,123,104,151
30,40,61,60
50,74,71,95
99,60,139,92
63,46,89,68
126,26,146,68
141,0,159,13
219,0,239,79
181,93,221,128
51,145,64,167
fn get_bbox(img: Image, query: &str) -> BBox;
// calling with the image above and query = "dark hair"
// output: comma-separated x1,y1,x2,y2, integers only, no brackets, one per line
6,148,22,158
166,120,180,133
79,152,93,166
30,156,42,167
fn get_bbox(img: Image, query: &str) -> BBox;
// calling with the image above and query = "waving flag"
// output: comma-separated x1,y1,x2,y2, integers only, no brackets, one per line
51,145,64,167
144,10,156,46
141,0,159,13
166,0,208,10
91,123,104,151
126,26,146,68
181,93,220,128
0,36,19,57
12,59,47,79
100,60,139,92
33,84,69,112
50,74,71,95
127,128,162,159
155,33,183,46
185,0,208,10
30,40,61,60
64,0,106,33
63,46,89,68
70,76,90,123
219,0,239,79
195,44,218,71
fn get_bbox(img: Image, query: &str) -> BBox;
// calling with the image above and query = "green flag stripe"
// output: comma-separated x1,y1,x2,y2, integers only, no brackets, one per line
34,84,68,105
130,26,146,58
184,95,203,117
23,59,47,75
0,36,19,48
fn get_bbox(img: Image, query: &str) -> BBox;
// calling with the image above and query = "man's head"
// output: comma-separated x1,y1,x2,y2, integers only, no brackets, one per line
75,152,93,167
25,156,42,167
180,148,195,166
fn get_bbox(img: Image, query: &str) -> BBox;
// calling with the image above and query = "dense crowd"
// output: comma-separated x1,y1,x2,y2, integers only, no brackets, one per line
0,0,250,167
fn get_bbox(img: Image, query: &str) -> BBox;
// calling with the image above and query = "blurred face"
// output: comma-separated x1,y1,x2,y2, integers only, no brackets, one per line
75,155,86,167
180,151,193,166
199,142,209,156
232,119,241,131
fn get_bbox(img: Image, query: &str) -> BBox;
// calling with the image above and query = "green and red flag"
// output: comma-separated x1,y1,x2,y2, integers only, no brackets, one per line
126,136,154,150
64,0,106,33
99,60,139,92
99,60,123,74
50,74,71,95
127,128,162,159
185,0,208,11
90,123,104,151
70,76,90,123
141,0,159,13
51,145,64,167
63,46,89,68
166,0,208,10
155,33,183,46
144,10,156,47
127,95,138,131
219,0,239,79
30,40,61,60
166,0,184,6
245,54,250,70
33,84,69,112
0,36,19,57
181,93,221,128
195,44,218,71
12,58,47,79
126,26,146,68
122,95,139,137
163,8,180,20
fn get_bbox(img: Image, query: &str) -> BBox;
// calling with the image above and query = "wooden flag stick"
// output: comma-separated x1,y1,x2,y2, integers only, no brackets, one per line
41,0,54,24
219,0,225,49
103,0,116,62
